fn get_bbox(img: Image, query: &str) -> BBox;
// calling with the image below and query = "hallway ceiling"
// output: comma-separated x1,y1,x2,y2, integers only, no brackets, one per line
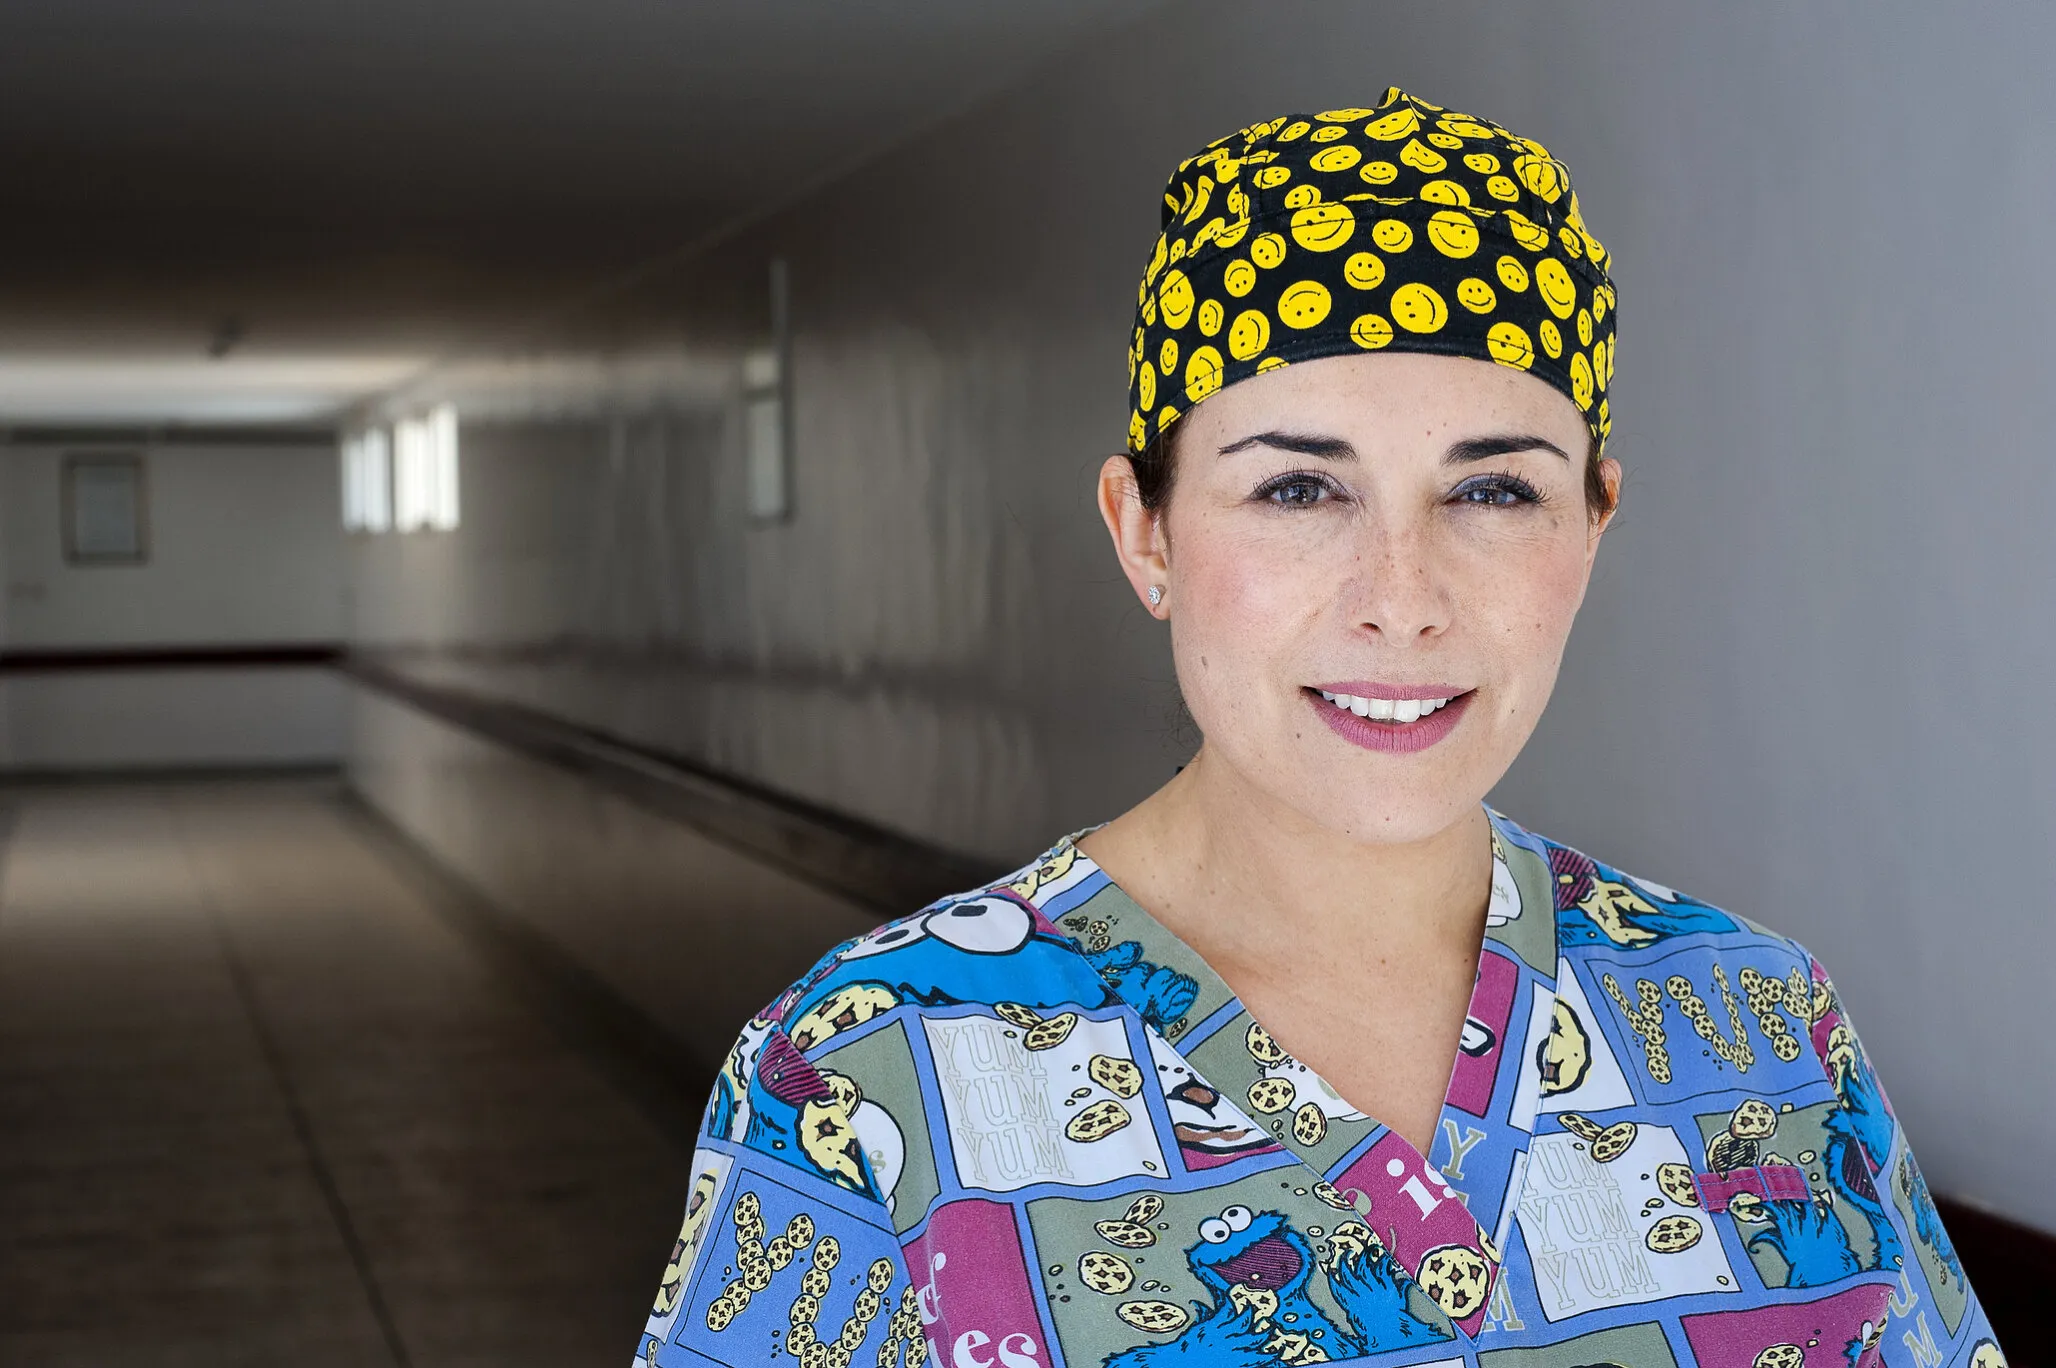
0,0,1168,423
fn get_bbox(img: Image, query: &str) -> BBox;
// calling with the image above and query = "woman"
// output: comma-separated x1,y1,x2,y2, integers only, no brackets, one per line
638,88,2002,1368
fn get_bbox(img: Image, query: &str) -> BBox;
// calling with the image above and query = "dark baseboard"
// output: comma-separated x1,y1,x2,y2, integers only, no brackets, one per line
0,762,344,787
340,656,996,918
0,643,344,672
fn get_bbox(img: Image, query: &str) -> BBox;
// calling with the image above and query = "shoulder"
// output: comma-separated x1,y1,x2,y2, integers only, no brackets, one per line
745,834,1114,1059
1491,805,1816,971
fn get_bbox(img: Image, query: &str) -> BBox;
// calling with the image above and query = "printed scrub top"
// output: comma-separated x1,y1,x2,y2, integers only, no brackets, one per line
638,806,2004,1368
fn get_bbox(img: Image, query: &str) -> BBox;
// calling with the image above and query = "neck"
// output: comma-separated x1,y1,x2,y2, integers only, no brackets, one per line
1081,743,1493,979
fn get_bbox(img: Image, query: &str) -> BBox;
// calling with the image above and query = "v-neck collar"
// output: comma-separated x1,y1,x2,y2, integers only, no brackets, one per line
1039,803,1565,1340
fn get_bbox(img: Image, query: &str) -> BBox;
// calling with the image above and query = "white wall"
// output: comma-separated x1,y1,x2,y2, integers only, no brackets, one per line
351,1,2056,1227
1,441,347,768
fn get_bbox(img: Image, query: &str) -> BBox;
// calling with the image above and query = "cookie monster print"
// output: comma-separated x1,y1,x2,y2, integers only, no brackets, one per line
1104,1206,1444,1367
645,795,2001,1366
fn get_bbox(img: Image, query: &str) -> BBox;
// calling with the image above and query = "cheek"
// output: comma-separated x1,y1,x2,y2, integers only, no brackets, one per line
1168,518,1334,689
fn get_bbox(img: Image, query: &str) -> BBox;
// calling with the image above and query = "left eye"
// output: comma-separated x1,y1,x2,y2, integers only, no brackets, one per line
1257,473,1337,506
1454,475,1539,506
1222,1205,1253,1232
1199,1218,1232,1244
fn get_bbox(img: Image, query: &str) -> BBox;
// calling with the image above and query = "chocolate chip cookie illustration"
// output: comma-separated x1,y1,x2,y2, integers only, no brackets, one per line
1023,1011,1079,1051
995,1002,1043,1029
1078,1250,1135,1294
1122,1193,1164,1225
1246,1021,1288,1064
1729,1097,1778,1139
1656,1162,1700,1206
1557,1111,1604,1142
1646,1214,1705,1253
1090,1053,1144,1097
1291,1100,1329,1146
1247,1077,1296,1114
1415,1243,1492,1319
1752,1345,1803,1368
1066,1098,1132,1141
1094,1217,1157,1248
1115,1300,1192,1334
1590,1120,1636,1163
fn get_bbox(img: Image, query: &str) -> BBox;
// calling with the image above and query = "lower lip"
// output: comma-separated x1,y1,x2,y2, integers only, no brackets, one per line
1308,689,1473,754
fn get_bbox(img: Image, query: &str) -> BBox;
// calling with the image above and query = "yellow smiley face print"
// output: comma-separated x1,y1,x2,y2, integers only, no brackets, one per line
1514,153,1564,201
1371,220,1414,253
1426,209,1480,259
1463,152,1500,174
1503,210,1551,252
1343,251,1385,290
1308,144,1361,173
1283,183,1322,209
1289,202,1355,252
1137,359,1157,412
1487,175,1520,202
1185,345,1226,402
1309,124,1347,143
1159,269,1195,328
1456,278,1496,313
1390,282,1448,334
1275,120,1310,142
1160,337,1179,375
1496,255,1530,292
1420,178,1471,207
1350,314,1394,350
1198,298,1224,337
1576,307,1593,346
1539,318,1563,358
1399,139,1446,173
1486,320,1536,370
1358,161,1398,186
1570,351,1594,407
1228,308,1270,361
1278,280,1333,329
1252,164,1292,189
1363,105,1421,141
1534,258,1578,319
1250,232,1289,269
1223,259,1258,297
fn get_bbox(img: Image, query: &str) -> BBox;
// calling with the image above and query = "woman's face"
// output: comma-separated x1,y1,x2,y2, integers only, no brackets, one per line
1101,351,1619,844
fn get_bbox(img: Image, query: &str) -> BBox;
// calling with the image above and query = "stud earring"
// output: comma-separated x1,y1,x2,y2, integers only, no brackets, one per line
1147,585,1163,606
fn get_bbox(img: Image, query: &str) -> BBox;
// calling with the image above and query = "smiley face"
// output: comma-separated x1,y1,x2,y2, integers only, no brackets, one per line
1308,144,1362,173
1222,259,1258,297
1251,164,1292,189
1420,178,1471,206
1159,336,1179,377
1464,151,1501,174
1371,219,1413,253
1358,161,1399,186
1486,174,1521,202
1456,278,1496,314
1228,309,1270,361
1503,210,1552,251
1496,255,1530,292
1159,269,1196,328
1486,321,1535,370
1570,352,1595,408
1427,210,1480,259
1250,232,1288,269
1534,258,1578,319
1514,153,1564,201
1539,318,1563,359
1399,138,1447,173
1350,314,1394,350
1197,298,1224,337
1363,106,1422,141
1136,360,1157,412
1390,282,1448,334
1289,202,1355,253
1184,345,1226,402
1282,184,1321,210
1277,280,1333,330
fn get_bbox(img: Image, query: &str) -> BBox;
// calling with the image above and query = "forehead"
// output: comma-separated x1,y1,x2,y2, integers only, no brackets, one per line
1178,351,1587,450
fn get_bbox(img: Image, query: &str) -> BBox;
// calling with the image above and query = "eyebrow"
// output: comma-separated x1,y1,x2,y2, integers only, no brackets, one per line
1217,430,1571,463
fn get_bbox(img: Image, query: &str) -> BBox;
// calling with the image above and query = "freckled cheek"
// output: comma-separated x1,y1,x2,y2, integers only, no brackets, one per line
1170,533,1328,687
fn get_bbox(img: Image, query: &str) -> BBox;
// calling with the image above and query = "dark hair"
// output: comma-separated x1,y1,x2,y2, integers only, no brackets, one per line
1126,423,1617,519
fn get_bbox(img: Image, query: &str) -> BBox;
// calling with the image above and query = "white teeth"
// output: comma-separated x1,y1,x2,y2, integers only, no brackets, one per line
1317,690,1458,722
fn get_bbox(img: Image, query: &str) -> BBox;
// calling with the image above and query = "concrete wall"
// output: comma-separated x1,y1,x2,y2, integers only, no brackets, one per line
349,1,2056,1227
2,441,347,768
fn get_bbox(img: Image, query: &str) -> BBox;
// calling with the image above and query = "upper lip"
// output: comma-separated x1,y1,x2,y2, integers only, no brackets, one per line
1312,682,1471,700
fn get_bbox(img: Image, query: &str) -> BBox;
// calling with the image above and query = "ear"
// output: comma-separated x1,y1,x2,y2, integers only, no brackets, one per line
1583,455,1623,575
1097,453,1170,618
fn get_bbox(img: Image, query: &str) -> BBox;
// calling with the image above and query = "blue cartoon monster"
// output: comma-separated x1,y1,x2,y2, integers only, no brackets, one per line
1104,1206,1445,1368
1083,937,1200,1034
1897,1152,1963,1286
1818,1024,1902,1271
1747,1192,1864,1287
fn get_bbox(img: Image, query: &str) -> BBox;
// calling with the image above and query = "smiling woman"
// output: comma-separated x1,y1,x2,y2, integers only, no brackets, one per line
636,88,2005,1368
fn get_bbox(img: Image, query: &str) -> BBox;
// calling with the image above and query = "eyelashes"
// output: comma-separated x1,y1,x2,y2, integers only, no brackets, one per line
1249,469,1548,509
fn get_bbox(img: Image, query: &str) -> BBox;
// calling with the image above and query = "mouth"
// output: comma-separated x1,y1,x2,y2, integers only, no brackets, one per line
1305,684,1475,754
1212,1234,1304,1290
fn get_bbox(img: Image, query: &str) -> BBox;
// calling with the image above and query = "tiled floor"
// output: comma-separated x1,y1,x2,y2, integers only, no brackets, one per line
0,778,695,1367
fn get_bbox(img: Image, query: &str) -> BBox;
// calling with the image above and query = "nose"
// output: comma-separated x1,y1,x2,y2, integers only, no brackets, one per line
1349,513,1452,642
1171,1079,1221,1110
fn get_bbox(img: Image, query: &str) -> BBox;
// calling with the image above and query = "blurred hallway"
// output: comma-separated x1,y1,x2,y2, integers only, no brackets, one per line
0,777,691,1367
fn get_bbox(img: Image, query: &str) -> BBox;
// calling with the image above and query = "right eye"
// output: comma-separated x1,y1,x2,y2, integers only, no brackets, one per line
1199,1218,1232,1244
1254,471,1339,507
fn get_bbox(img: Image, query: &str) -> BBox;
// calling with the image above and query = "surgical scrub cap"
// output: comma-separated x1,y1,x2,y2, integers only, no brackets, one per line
1127,87,1616,456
